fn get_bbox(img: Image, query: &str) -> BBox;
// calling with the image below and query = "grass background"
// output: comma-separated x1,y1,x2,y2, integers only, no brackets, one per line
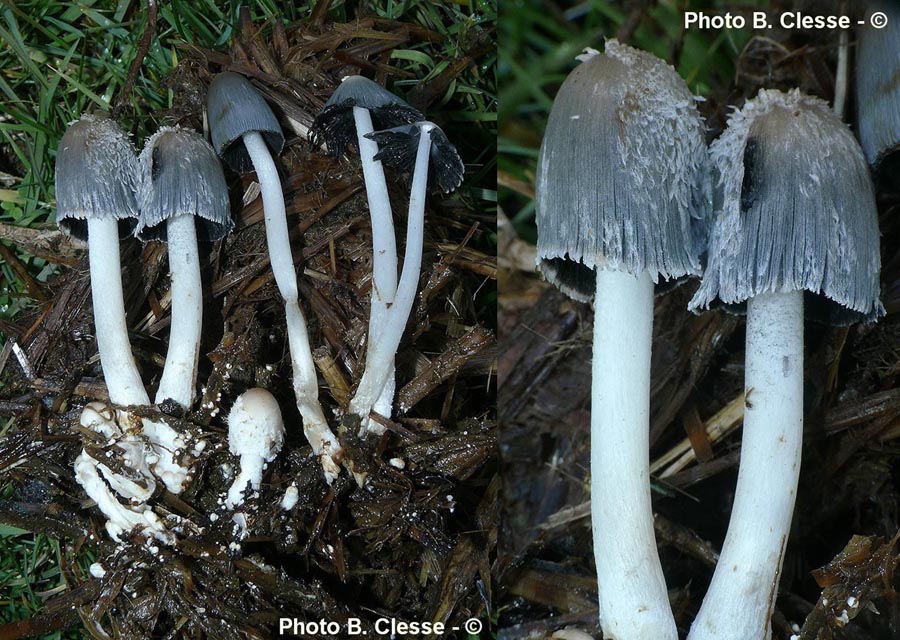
0,1,495,636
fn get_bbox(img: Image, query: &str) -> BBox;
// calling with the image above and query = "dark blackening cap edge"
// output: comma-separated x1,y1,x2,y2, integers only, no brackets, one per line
55,114,140,241
366,122,464,194
134,126,232,242
689,89,885,325
535,40,710,299
207,72,285,172
537,255,596,303
310,75,423,157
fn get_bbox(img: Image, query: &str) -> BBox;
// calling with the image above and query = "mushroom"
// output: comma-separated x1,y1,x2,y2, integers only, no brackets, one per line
687,89,883,640
535,42,708,640
207,72,341,482
856,1,900,190
310,76,424,428
348,121,464,428
225,388,285,509
57,116,193,496
135,126,231,409
55,114,148,407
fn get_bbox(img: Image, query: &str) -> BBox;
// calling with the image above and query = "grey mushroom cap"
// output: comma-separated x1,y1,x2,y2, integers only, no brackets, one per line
365,122,464,194
535,41,710,302
310,75,424,157
856,1,900,184
135,127,232,242
689,89,884,325
207,72,285,173
54,114,140,241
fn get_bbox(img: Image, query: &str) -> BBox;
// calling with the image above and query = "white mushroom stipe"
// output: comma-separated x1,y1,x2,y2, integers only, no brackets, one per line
687,291,804,640
350,124,433,427
74,406,174,545
86,218,150,407
353,106,398,426
153,214,201,409
591,269,676,640
141,418,191,494
226,388,286,509
242,132,342,481
79,402,155,503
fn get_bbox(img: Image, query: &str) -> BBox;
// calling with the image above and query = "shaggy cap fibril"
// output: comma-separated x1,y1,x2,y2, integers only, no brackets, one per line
856,2,900,177
689,89,884,324
135,127,232,242
535,40,710,302
309,75,424,158
55,114,140,241
366,122,464,194
207,72,285,173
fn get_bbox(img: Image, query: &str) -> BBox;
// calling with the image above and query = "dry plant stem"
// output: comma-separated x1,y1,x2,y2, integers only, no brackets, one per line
154,214,202,409
350,126,431,425
353,106,398,429
87,217,149,407
243,131,341,482
834,26,848,118
591,268,677,640
688,291,804,640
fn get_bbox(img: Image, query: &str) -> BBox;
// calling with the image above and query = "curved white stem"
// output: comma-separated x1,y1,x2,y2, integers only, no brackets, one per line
688,291,803,640
243,131,342,481
155,214,202,409
592,269,677,640
286,300,341,483
243,132,297,301
86,217,149,407
349,126,431,426
353,107,398,424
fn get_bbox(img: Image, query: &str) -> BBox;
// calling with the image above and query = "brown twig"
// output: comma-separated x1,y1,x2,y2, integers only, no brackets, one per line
112,0,159,117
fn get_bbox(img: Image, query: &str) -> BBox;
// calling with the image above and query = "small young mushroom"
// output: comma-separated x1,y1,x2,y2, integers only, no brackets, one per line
856,1,900,190
55,114,148,407
135,126,231,409
536,42,708,640
310,76,424,425
207,72,341,482
225,388,285,509
348,121,464,429
688,89,883,640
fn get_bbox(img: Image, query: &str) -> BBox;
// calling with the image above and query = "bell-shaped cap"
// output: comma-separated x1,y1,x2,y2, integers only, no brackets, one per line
535,41,710,302
55,114,140,241
365,121,464,193
227,387,285,462
690,89,884,324
207,72,285,172
310,75,424,157
135,127,232,242
856,1,900,186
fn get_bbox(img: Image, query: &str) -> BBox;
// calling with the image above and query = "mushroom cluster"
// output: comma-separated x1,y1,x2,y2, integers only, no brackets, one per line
535,39,885,640
311,76,463,439
56,71,465,545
